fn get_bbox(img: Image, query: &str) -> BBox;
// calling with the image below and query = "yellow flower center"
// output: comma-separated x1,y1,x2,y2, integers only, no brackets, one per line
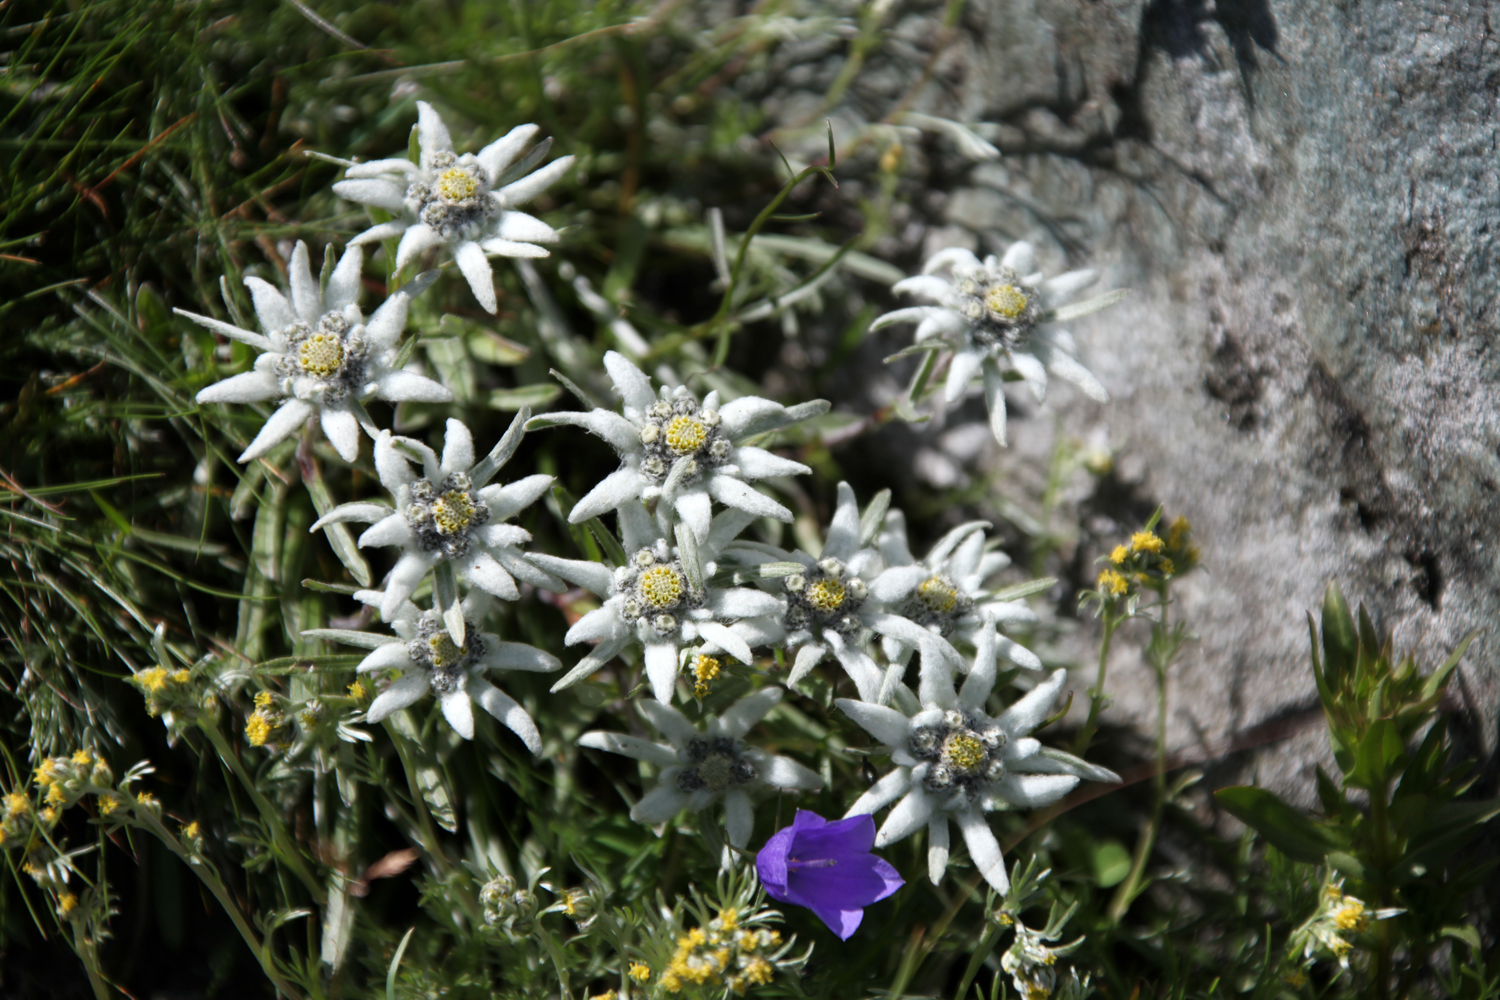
639,565,684,607
4,792,28,815
692,654,721,697
916,575,959,613
745,957,774,985
1110,545,1129,564
1130,530,1164,554
1334,903,1367,932
71,749,92,766
985,283,1029,320
245,712,273,747
664,414,708,454
629,963,652,983
347,680,367,700
806,578,846,612
433,489,479,535
426,631,465,669
696,752,734,791
138,667,170,692
436,167,478,201
98,796,118,816
59,892,78,914
298,332,345,377
943,733,987,773
1097,568,1128,596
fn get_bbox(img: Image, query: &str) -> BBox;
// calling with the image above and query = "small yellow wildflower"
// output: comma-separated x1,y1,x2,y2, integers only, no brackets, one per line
58,892,78,914
97,796,118,817
253,690,273,709
245,711,275,747
71,749,93,767
5,791,29,816
34,759,59,786
1130,531,1164,554
743,956,774,986
1334,900,1367,933
659,971,682,993
588,991,617,1000
137,667,170,692
628,962,651,982
713,907,739,933
45,784,66,806
1330,937,1352,959
1097,569,1128,596
347,680,367,701
691,654,722,698
136,792,157,806
171,669,191,684
996,912,1016,927
181,821,200,840
40,807,59,823
1109,545,1129,564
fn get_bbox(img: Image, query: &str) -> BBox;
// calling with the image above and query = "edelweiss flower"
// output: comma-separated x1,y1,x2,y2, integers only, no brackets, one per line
875,510,1041,671
531,503,783,702
527,352,825,541
333,101,573,313
732,482,960,704
873,242,1120,445
305,590,558,747
182,242,451,463
308,414,560,637
838,624,1119,892
578,688,821,851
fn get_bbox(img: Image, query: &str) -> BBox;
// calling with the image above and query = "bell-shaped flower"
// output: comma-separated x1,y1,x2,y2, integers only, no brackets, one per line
578,688,821,853
304,590,558,748
872,242,1123,444
836,621,1119,892
180,242,451,463
756,810,904,940
873,510,1041,672
332,101,573,313
526,352,825,541
530,503,783,703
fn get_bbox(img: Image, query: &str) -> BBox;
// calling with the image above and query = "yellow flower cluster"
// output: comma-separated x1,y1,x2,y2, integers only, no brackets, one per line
132,666,193,716
1298,880,1400,973
1098,516,1199,599
245,691,286,749
658,908,783,995
691,654,722,699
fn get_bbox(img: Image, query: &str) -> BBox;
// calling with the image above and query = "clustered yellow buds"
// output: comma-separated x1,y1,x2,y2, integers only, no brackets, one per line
1097,515,1199,600
660,908,785,995
245,691,286,749
132,666,194,717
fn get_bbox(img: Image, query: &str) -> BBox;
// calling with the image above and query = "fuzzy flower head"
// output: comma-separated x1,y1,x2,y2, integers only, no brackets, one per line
307,590,558,748
873,242,1121,445
1299,879,1402,972
875,511,1043,672
333,101,573,313
528,352,826,541
744,483,965,704
309,413,560,637
756,810,904,940
838,627,1120,892
180,242,451,463
533,503,784,703
1000,921,1091,1000
578,688,822,853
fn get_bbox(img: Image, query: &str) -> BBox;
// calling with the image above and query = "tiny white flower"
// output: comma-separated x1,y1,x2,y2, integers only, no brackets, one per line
333,101,573,313
732,482,964,704
530,503,783,703
305,590,559,748
180,242,451,463
837,623,1120,892
873,242,1121,445
874,509,1042,672
526,352,826,541
578,687,822,852
308,413,562,636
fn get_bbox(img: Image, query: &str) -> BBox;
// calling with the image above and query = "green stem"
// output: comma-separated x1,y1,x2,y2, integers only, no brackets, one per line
1371,778,1393,1000
69,919,111,1000
1072,610,1119,758
198,717,326,904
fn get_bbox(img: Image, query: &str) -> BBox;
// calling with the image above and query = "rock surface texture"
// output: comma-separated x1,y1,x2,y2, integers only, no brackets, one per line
759,0,1499,803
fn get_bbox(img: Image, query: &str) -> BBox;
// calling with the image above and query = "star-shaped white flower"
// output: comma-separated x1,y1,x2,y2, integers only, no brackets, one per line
530,503,783,703
332,101,573,313
578,687,822,852
308,414,562,642
873,242,1122,445
305,590,559,748
837,622,1119,893
729,482,962,704
527,352,826,541
181,242,451,463
874,510,1042,672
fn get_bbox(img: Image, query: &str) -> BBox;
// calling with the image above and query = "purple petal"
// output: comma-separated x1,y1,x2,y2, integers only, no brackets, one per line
808,904,865,941
791,813,876,860
787,849,904,912
756,825,796,899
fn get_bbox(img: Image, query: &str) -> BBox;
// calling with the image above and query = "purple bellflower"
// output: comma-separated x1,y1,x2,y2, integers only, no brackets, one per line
756,810,904,940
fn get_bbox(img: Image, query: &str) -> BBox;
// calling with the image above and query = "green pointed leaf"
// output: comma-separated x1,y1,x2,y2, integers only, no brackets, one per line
1321,582,1357,685
858,489,891,546
1214,786,1341,863
1345,718,1404,790
1421,632,1475,701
